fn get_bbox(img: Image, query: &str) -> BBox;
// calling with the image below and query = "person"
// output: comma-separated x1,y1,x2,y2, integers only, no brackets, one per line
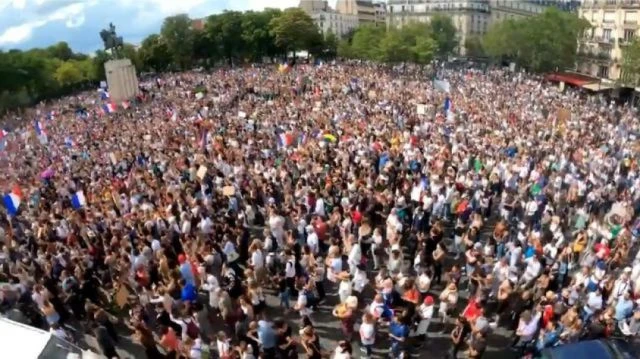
449,316,468,359
333,340,352,359
415,296,435,341
389,314,410,358
467,331,487,359
300,326,322,359
359,312,376,359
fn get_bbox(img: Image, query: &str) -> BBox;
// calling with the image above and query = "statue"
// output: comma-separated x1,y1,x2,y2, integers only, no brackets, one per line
100,23,124,58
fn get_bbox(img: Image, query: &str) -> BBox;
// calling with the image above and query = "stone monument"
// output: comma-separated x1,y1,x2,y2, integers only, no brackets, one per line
100,23,138,102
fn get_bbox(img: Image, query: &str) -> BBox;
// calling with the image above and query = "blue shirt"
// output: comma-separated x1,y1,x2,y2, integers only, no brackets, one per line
257,320,276,349
181,283,198,302
179,262,195,286
389,321,409,342
615,299,634,321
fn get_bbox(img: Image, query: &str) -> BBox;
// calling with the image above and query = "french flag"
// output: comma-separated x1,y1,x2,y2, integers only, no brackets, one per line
46,111,56,121
3,185,23,216
0,129,8,140
101,91,110,100
101,103,117,114
71,190,87,209
278,132,295,148
64,136,75,148
34,120,46,137
444,96,454,121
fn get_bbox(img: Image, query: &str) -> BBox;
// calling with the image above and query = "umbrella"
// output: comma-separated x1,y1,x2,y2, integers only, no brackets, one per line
322,134,337,143
40,168,54,179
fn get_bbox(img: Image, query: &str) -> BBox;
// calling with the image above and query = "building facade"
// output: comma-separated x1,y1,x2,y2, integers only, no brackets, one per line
311,11,360,38
336,0,387,26
489,0,556,24
299,0,329,14
386,0,491,54
577,0,640,82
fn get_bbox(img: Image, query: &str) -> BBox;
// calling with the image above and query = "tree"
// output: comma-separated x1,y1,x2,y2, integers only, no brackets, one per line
206,11,246,63
138,34,171,72
121,43,142,70
337,39,353,59
53,61,83,86
269,8,319,53
379,29,411,63
241,9,282,61
464,35,485,58
621,38,640,86
161,14,195,70
350,25,385,61
483,8,589,72
323,31,338,59
429,15,458,57
47,42,74,61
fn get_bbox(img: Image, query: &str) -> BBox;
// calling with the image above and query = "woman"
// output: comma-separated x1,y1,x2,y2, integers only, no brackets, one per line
333,340,352,359
217,331,232,359
42,299,60,327
247,281,266,315
439,282,459,326
359,313,376,358
332,301,355,341
134,324,163,359
300,325,323,359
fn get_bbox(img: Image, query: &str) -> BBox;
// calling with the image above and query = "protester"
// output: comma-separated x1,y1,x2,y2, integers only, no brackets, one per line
0,62,639,359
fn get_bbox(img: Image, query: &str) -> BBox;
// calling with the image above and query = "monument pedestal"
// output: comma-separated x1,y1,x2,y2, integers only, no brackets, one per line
104,59,138,102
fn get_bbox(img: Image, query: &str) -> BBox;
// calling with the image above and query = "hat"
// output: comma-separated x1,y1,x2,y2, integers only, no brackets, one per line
424,296,434,305
178,254,186,264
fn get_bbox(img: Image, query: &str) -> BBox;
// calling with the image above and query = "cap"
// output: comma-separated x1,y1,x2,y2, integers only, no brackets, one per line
424,296,434,305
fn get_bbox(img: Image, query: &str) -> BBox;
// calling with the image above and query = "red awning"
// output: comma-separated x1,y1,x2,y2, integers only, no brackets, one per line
545,72,599,87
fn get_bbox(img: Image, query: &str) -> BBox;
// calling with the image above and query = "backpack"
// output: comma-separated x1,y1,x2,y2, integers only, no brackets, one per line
185,318,200,339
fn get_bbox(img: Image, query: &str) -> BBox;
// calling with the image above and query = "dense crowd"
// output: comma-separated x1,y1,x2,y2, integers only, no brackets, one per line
1,63,640,359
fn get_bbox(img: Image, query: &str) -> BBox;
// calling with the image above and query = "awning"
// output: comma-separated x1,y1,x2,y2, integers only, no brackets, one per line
545,72,599,87
581,82,615,91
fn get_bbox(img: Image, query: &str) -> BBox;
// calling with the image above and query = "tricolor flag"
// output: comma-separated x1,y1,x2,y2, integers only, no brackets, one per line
71,190,87,209
278,132,295,148
64,136,75,148
46,111,56,121
34,120,46,137
3,185,22,216
444,96,454,122
101,103,117,114
100,91,110,100
0,129,8,140
297,133,307,146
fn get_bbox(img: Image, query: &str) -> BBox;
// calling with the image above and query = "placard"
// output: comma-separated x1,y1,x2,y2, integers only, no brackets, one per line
196,165,207,180
222,186,235,196
417,104,426,115
238,111,247,119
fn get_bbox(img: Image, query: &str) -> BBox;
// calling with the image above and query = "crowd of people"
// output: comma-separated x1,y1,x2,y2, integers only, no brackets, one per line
0,62,640,359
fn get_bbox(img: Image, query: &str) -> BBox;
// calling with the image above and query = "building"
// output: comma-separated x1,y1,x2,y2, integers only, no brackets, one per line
577,0,640,82
386,1,491,54
489,0,560,24
311,10,360,38
299,0,329,14
191,18,205,31
336,0,386,26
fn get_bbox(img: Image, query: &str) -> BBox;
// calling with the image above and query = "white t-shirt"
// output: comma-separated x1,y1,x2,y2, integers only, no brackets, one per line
359,322,375,345
250,250,264,269
296,293,312,316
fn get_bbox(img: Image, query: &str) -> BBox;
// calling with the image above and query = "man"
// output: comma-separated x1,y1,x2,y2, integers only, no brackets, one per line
388,314,409,358
467,331,487,358
257,318,277,358
449,316,469,359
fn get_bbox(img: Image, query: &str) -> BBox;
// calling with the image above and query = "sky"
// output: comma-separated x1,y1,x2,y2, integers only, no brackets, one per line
0,0,338,53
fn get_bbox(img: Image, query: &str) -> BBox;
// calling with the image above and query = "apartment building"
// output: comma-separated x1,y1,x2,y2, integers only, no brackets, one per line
336,0,387,26
299,0,329,14
577,0,640,82
311,11,360,38
386,0,491,54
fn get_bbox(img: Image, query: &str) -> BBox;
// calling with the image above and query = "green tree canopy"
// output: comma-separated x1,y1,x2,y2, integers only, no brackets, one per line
429,15,458,57
138,34,171,72
621,38,640,86
161,14,195,70
483,8,589,72
269,8,320,53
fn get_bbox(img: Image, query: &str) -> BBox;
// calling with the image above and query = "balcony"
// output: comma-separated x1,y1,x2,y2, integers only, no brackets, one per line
582,0,640,9
578,50,613,64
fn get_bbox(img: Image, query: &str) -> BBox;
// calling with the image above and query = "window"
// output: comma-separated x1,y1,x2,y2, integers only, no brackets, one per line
624,29,635,41
603,29,612,40
598,65,609,79
625,11,638,24
604,11,615,23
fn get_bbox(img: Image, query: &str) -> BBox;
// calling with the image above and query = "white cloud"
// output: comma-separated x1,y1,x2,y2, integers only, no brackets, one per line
0,20,47,45
65,14,85,28
0,1,94,46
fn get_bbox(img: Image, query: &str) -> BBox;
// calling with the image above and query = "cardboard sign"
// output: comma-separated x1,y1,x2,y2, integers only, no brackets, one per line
222,186,235,196
557,108,571,124
114,285,129,308
417,104,426,115
238,111,247,119
368,90,376,99
196,165,207,180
